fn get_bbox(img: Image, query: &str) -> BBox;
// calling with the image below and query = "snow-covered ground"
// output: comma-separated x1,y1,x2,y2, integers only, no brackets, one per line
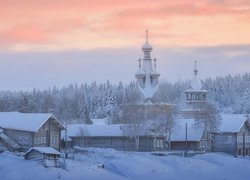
1,148,250,180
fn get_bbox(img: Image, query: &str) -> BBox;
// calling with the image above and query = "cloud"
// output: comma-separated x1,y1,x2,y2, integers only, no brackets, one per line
0,44,250,90
1,0,250,51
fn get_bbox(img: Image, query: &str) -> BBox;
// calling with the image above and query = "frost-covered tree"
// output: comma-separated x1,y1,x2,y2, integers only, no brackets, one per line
194,102,221,150
121,104,175,151
0,73,249,123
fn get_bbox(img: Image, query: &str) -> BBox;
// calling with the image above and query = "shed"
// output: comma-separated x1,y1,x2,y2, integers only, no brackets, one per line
24,147,61,167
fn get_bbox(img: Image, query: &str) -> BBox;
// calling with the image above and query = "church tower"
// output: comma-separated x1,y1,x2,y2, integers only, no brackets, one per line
184,61,208,110
135,30,160,102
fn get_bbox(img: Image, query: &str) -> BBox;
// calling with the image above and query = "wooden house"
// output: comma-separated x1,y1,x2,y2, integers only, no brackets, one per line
63,124,165,152
169,118,207,151
24,147,61,167
0,112,64,151
211,114,250,156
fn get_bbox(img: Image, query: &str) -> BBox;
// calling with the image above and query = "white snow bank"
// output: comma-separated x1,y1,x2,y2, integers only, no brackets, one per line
1,148,250,180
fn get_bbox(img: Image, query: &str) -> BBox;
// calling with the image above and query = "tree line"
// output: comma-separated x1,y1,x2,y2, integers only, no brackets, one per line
0,73,249,123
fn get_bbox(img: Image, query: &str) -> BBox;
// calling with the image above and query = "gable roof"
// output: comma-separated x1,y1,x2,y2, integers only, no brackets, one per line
25,147,61,156
0,112,64,132
185,74,207,93
170,118,204,142
216,114,248,133
66,124,124,137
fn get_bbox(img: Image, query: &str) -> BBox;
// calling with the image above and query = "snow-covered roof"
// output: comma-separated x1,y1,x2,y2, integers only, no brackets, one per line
67,124,124,137
170,118,204,141
91,118,108,125
0,112,64,132
25,147,61,155
190,75,202,90
185,62,207,92
135,69,146,77
216,114,248,133
138,82,159,99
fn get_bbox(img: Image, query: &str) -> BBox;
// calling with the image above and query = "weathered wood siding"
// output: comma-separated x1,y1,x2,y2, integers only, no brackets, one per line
34,118,61,150
69,136,162,152
72,136,135,151
236,123,250,155
212,133,237,155
138,137,153,152
170,141,199,151
4,129,33,148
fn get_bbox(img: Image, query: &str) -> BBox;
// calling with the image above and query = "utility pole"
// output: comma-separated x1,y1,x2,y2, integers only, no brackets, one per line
243,132,245,157
184,122,188,157
65,123,68,159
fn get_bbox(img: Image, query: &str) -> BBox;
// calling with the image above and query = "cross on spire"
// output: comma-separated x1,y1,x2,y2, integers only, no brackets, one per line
138,58,142,69
146,29,148,42
194,60,198,75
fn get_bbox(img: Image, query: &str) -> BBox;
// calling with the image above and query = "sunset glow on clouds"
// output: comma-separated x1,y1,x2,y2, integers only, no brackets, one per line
1,0,250,51
0,0,250,90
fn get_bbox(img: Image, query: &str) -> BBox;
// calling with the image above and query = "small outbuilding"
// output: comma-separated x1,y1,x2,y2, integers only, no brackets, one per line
24,147,61,167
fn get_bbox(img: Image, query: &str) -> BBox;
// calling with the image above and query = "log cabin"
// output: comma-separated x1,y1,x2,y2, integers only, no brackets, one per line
211,114,250,156
0,112,64,151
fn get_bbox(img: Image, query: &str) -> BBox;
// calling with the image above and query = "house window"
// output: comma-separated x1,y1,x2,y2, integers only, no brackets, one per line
153,139,163,148
237,135,242,143
245,136,250,143
228,136,233,144
43,137,46,144
51,135,58,144
34,137,37,144
200,141,207,148
35,136,46,144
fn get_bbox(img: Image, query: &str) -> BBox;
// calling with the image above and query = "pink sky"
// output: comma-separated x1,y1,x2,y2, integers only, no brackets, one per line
0,0,250,90
1,0,250,51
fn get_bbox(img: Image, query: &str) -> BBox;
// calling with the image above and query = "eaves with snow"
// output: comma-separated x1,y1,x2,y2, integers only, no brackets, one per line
0,112,64,132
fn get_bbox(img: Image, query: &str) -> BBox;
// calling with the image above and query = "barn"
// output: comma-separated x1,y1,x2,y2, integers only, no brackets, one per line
63,123,165,152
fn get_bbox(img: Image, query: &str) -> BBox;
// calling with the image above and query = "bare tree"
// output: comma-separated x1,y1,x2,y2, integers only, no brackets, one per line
78,126,89,147
121,104,175,151
194,102,221,150
121,104,148,151
149,105,176,150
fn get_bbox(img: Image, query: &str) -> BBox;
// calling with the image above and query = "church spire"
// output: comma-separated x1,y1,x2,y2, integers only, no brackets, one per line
135,30,160,102
194,60,198,75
